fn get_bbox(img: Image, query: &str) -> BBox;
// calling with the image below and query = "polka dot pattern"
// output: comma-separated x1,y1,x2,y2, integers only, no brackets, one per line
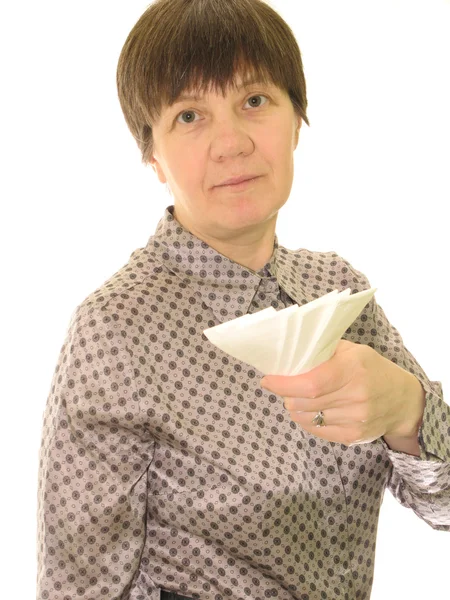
37,204,450,600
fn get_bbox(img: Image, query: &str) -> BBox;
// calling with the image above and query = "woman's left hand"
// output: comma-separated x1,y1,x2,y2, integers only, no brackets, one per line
260,339,420,447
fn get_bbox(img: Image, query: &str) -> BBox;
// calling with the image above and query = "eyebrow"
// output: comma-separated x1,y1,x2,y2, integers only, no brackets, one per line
172,77,269,106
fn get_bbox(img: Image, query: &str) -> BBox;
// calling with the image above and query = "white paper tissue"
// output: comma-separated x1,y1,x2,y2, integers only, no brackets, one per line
203,287,377,376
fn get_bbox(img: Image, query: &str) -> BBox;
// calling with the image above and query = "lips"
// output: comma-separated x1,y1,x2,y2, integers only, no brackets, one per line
217,174,260,187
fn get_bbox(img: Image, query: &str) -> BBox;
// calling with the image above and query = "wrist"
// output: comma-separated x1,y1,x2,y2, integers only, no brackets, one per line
387,372,426,439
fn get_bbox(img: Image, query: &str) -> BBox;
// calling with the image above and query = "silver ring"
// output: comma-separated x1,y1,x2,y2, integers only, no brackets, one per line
311,410,326,427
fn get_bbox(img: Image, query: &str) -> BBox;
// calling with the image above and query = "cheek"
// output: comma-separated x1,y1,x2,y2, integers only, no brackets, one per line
261,129,295,169
169,150,202,187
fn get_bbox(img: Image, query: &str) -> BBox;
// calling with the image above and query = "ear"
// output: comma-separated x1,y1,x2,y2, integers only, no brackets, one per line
294,117,302,149
149,155,167,184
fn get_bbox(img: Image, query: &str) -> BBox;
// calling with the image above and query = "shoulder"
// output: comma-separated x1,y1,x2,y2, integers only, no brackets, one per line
280,244,372,292
65,245,169,344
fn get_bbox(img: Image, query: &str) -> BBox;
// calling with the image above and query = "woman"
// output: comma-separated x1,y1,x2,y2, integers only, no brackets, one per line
36,1,449,600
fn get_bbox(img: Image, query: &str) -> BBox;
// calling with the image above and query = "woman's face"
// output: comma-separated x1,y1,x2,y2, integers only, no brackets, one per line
150,72,302,244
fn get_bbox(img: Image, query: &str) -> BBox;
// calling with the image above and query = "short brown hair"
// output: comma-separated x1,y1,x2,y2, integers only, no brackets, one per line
116,0,310,166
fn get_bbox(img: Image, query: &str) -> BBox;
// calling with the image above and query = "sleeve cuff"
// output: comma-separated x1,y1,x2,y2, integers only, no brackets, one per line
378,379,450,493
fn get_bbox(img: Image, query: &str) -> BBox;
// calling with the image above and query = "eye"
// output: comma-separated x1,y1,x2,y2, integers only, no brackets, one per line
175,94,269,125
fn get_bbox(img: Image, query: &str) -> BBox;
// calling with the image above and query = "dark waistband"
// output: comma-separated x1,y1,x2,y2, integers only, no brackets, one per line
160,590,194,600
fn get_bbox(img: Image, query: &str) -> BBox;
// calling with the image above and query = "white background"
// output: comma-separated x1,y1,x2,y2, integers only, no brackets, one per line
1,1,449,598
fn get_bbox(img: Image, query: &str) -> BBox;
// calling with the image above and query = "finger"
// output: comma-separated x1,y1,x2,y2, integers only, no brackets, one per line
283,391,356,413
288,409,357,427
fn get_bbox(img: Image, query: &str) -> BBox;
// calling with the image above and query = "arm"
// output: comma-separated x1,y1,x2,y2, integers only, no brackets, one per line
339,255,450,531
36,306,154,599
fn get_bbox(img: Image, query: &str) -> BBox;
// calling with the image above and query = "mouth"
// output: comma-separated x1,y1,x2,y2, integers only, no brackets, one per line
215,176,262,190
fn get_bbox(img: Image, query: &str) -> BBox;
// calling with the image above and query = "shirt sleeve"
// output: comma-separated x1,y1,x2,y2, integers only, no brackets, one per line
337,253,450,531
36,304,155,599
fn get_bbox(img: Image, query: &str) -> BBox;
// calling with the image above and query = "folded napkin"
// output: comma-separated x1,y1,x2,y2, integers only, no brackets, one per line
203,286,377,376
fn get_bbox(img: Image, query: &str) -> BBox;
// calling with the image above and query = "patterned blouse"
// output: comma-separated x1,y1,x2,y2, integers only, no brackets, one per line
37,204,450,600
